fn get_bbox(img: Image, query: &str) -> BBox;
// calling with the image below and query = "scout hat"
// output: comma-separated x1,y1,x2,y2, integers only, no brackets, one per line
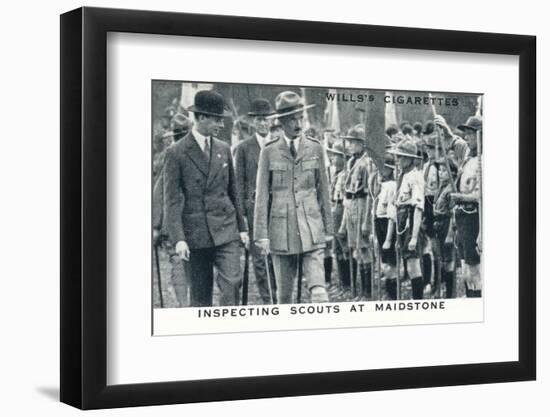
387,139,423,159
341,124,367,142
271,91,315,118
187,90,232,118
458,115,482,131
326,141,345,156
248,98,275,117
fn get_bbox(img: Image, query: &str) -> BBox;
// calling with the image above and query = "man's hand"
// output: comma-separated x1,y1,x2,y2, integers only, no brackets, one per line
240,232,250,249
175,241,190,261
382,239,391,250
256,239,270,255
408,237,417,252
434,114,452,137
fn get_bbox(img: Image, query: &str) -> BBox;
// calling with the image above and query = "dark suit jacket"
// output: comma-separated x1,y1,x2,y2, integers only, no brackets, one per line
234,136,262,227
164,132,247,249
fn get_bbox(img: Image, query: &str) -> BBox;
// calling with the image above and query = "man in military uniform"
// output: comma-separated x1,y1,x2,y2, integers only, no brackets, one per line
451,115,482,297
254,91,334,304
234,99,277,304
327,142,350,296
164,90,248,307
338,124,376,300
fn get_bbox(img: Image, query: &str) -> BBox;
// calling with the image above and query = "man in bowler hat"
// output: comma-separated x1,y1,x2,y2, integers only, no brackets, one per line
164,90,248,306
234,99,277,304
254,91,334,303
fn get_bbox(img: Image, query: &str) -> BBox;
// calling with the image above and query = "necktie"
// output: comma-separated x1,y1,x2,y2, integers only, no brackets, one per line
289,139,297,159
204,137,210,163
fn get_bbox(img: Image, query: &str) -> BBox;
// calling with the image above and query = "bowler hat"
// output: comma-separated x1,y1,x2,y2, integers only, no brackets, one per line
248,99,275,117
271,91,315,119
387,139,423,159
341,124,367,142
458,115,482,132
187,90,232,118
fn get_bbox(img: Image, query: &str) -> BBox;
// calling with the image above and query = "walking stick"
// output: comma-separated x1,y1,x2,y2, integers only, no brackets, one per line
242,248,250,305
296,254,303,303
264,254,274,304
154,244,164,308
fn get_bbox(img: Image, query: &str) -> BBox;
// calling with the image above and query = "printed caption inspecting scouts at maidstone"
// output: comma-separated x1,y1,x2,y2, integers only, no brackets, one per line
152,82,483,308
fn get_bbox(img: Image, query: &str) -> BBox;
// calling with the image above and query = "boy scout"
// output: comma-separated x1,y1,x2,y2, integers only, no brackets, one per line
387,139,426,299
376,153,398,300
433,162,458,298
327,142,351,296
254,91,334,304
451,115,482,297
338,124,375,300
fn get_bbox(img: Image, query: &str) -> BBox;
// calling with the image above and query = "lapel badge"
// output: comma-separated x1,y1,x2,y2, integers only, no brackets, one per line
217,153,222,158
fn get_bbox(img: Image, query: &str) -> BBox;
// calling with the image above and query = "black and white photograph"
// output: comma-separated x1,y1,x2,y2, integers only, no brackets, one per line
152,81,484,335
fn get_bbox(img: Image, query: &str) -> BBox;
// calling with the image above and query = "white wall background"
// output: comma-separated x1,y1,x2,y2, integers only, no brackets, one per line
0,0,545,415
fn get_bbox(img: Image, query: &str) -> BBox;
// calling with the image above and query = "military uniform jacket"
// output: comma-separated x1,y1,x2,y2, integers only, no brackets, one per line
234,136,263,227
163,132,247,249
253,135,334,255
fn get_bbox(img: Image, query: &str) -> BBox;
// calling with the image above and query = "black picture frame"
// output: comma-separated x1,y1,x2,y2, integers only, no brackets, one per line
60,6,536,410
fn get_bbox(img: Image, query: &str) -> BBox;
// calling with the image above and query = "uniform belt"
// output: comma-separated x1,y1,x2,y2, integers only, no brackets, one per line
332,199,343,203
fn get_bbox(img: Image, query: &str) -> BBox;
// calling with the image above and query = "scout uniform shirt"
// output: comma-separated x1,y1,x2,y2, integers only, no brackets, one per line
457,156,481,203
376,179,397,219
343,153,374,250
423,161,439,197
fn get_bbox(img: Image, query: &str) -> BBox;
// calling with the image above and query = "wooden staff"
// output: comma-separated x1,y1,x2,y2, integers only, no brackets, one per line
241,248,250,305
154,245,164,308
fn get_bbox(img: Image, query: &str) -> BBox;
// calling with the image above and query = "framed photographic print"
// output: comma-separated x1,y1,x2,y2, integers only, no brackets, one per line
60,6,536,409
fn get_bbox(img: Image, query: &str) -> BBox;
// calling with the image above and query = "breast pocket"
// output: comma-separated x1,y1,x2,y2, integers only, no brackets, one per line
269,162,288,189
301,158,319,188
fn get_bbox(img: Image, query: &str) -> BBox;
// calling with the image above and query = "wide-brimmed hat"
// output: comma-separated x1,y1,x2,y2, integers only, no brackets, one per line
458,115,482,132
271,91,315,119
387,139,423,159
248,98,275,117
341,124,367,142
187,90,232,118
326,142,345,156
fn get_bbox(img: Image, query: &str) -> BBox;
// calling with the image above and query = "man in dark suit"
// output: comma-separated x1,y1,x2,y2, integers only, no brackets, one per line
164,90,248,307
234,99,277,304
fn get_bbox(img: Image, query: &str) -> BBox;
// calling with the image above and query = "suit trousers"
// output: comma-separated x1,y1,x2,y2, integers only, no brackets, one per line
271,248,325,304
188,239,242,307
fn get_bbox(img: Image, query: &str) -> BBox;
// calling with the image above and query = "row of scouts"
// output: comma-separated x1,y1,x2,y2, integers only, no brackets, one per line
153,88,482,307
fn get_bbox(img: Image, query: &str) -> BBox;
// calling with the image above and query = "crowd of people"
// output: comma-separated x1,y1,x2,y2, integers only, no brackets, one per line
153,88,482,308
